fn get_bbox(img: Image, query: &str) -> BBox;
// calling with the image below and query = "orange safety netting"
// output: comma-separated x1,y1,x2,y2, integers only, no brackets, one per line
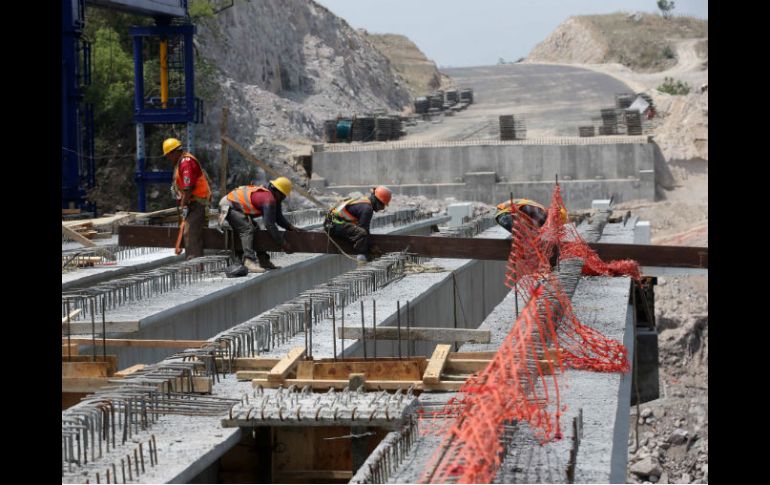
418,184,633,483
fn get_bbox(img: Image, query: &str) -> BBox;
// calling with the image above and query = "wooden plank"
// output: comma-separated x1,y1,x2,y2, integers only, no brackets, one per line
449,351,497,359
61,355,118,375
62,343,79,356
423,344,452,384
115,364,145,377
337,326,491,344
62,362,109,378
235,370,269,381
296,360,314,379
232,357,281,370
62,377,114,393
62,321,140,334
275,470,353,481
445,359,490,373
222,135,327,209
311,360,423,380
118,225,708,268
267,347,306,382
62,208,81,215
63,338,214,348
62,223,97,247
62,309,82,324
252,378,464,392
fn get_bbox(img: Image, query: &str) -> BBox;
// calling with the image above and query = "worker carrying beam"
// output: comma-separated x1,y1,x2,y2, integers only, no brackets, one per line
325,186,392,266
218,177,300,273
164,138,212,260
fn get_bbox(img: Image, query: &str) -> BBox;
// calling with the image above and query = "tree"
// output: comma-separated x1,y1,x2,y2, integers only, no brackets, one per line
657,0,676,18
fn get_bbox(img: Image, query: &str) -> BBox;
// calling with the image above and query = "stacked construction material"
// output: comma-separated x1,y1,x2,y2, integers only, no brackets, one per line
578,126,596,137
615,92,635,109
374,116,394,141
460,88,474,104
499,115,527,140
599,108,620,135
429,91,445,110
351,116,376,142
625,110,643,135
414,97,429,114
323,119,337,143
445,89,458,105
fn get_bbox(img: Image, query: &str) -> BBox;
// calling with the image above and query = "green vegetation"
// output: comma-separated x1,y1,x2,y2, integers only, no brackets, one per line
657,77,691,95
580,13,707,72
657,0,676,19
81,6,220,211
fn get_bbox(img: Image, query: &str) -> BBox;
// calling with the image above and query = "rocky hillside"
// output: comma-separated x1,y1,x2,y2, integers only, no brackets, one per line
527,13,707,72
364,33,443,97
192,0,414,200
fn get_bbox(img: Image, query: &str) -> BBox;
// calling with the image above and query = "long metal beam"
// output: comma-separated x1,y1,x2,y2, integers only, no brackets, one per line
118,225,708,268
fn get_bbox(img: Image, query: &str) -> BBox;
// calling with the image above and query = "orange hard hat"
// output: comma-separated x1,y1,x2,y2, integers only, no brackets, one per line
373,186,392,206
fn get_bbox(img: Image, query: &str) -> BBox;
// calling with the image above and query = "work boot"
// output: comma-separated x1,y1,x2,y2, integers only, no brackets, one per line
356,254,368,267
244,258,265,273
258,255,279,270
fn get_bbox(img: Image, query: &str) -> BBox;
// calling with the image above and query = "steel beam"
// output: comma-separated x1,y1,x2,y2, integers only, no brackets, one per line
118,225,708,268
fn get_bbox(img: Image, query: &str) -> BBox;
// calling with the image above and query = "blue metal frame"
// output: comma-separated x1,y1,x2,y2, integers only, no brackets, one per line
62,0,95,210
131,24,198,211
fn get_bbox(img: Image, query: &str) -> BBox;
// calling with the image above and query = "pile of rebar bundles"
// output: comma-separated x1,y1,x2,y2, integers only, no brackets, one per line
499,114,527,140
324,115,405,143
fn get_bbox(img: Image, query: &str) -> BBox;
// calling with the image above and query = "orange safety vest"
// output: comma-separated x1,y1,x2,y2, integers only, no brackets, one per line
226,186,270,216
330,197,371,224
173,152,212,203
495,198,546,218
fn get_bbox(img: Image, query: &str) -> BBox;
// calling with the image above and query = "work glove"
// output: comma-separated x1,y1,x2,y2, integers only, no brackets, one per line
181,206,189,220
282,241,294,254
369,245,383,259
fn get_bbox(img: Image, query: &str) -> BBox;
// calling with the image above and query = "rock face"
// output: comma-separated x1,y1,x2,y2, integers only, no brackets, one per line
526,17,609,64
191,0,413,194
364,33,443,97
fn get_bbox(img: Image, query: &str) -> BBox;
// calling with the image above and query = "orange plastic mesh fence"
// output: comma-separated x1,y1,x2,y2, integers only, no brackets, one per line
418,184,634,483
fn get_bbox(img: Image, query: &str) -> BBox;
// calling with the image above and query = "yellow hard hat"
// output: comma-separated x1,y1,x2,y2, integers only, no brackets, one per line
560,207,568,224
270,177,293,197
162,138,182,155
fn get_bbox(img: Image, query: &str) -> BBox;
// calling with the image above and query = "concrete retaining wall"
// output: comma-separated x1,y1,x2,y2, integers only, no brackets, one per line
313,140,656,208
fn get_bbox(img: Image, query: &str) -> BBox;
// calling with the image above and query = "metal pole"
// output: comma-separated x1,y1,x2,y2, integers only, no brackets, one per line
308,297,313,360
372,300,377,360
91,298,96,361
304,302,308,359
406,300,411,359
396,301,402,359
332,299,337,361
360,300,366,360
341,297,345,360
101,297,107,360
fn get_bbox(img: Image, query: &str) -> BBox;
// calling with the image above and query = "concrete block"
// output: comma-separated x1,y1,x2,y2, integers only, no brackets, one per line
308,175,327,190
634,220,651,244
447,202,473,226
638,169,655,182
592,199,612,211
464,171,497,185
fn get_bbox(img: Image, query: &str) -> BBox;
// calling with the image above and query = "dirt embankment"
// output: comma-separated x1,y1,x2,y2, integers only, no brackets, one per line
364,33,444,98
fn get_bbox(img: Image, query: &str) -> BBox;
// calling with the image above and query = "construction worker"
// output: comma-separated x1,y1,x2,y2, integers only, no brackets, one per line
495,198,568,266
218,177,300,273
164,138,212,260
325,186,392,265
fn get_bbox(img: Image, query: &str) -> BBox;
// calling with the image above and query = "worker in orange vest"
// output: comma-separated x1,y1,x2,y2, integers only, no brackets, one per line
164,138,212,259
325,186,392,265
219,177,299,273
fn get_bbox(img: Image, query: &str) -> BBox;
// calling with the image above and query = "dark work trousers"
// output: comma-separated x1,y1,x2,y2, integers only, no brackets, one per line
226,209,271,264
326,221,369,255
183,201,206,259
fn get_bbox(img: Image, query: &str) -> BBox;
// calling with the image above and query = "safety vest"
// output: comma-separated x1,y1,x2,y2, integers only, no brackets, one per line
330,197,371,224
173,153,212,203
226,186,270,216
495,198,546,218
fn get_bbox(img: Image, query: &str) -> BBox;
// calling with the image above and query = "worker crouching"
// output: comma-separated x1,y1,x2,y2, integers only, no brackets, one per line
495,198,567,266
219,177,300,273
325,186,392,266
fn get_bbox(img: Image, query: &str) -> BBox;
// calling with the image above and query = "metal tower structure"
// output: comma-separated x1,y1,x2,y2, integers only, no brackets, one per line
62,0,95,211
